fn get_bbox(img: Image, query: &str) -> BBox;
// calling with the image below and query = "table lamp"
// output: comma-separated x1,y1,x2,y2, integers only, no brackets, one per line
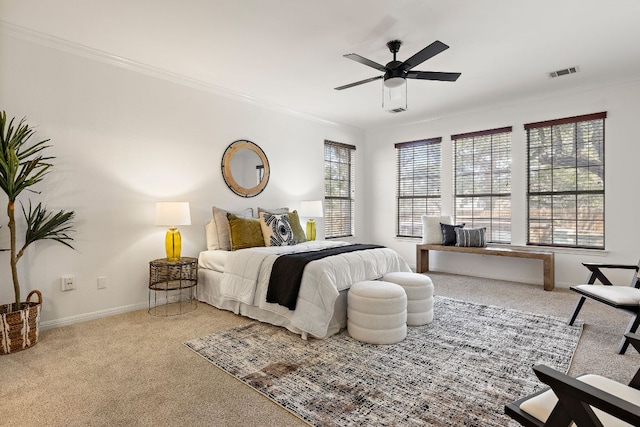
300,200,323,241
155,202,191,261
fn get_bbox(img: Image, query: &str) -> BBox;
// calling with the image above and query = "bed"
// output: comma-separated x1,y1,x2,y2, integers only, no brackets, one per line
197,207,411,339
197,240,411,339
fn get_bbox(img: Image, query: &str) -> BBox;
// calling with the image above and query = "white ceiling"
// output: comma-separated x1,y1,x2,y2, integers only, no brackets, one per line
2,0,640,130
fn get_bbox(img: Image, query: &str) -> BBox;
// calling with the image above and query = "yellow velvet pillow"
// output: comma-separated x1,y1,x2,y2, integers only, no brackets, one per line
227,213,265,251
287,210,307,244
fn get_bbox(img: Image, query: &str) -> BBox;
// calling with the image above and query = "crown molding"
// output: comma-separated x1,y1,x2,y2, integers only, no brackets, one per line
0,20,361,132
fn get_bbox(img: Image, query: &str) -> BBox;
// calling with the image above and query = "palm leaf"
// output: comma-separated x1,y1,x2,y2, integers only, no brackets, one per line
0,112,53,200
22,202,75,250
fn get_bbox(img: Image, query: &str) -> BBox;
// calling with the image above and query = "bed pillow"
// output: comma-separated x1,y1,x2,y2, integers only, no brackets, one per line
210,206,253,250
287,210,307,244
422,215,453,244
227,213,265,251
205,220,219,251
259,212,296,247
455,227,487,247
258,208,306,243
441,223,465,246
257,206,289,216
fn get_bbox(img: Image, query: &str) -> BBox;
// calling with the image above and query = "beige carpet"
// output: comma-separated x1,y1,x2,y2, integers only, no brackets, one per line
1,272,638,426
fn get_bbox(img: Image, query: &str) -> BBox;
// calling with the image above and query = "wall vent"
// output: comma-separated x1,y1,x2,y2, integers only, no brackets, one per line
548,66,580,78
387,107,407,114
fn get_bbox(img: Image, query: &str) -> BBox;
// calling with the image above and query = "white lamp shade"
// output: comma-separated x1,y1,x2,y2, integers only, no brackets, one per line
300,200,324,218
155,202,191,226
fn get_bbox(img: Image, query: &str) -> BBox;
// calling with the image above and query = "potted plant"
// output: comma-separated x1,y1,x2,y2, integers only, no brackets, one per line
0,111,75,354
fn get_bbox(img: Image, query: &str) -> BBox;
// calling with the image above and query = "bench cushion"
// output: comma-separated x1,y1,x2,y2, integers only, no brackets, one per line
572,284,640,306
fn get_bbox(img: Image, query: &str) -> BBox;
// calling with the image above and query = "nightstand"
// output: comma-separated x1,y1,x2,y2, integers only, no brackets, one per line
148,257,198,316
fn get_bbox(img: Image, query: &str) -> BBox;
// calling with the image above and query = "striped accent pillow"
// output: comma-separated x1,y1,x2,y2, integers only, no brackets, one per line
455,227,487,247
259,213,296,247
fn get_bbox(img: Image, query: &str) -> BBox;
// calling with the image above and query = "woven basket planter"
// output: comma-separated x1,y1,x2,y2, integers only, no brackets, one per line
0,290,42,355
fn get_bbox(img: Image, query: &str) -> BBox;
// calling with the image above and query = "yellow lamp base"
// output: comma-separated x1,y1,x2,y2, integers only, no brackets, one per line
165,227,182,261
306,219,316,241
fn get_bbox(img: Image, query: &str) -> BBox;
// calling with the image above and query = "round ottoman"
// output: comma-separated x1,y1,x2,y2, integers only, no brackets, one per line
347,280,407,344
382,272,434,326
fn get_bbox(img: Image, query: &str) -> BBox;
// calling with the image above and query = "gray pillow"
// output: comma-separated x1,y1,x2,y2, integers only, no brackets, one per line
455,227,487,247
441,223,465,246
257,206,289,216
210,206,254,250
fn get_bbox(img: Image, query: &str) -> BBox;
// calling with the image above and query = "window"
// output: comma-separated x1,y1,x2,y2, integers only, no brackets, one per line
526,112,606,248
452,127,512,243
395,138,442,237
324,140,355,238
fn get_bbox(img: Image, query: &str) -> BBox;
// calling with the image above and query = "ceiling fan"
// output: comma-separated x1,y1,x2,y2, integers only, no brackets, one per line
335,40,461,91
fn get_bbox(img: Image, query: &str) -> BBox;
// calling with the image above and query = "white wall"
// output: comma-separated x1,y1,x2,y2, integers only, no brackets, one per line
365,80,640,287
3,28,638,328
0,33,365,326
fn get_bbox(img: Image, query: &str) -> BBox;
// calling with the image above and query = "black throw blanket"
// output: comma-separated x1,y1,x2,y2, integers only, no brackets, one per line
266,244,384,310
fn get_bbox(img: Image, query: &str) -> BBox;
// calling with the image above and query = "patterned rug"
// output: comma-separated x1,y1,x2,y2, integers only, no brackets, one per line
185,296,583,426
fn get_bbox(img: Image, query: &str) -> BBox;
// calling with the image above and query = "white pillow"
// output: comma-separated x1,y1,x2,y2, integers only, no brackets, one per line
205,220,218,251
421,215,453,244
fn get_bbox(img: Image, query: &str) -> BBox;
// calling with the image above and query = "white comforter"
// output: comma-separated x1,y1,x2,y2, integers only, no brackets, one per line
217,241,411,338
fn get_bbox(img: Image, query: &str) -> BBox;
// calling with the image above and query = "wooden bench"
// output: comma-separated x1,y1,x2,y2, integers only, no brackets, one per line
416,244,555,291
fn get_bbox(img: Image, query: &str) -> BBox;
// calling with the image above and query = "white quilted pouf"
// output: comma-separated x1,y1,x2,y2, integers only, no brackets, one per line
382,272,434,326
347,280,407,344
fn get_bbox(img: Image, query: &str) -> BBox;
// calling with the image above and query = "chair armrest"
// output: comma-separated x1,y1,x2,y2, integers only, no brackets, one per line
582,263,639,270
626,333,640,353
581,263,639,286
533,364,640,426
624,333,640,390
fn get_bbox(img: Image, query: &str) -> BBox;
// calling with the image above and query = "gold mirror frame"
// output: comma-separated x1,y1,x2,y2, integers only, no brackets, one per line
221,140,270,198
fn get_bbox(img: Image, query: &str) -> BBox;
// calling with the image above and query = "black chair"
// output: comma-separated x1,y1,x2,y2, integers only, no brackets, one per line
505,333,640,426
569,260,640,354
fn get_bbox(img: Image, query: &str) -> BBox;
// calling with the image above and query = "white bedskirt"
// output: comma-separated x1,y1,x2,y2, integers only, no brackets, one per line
196,242,411,339
197,268,348,338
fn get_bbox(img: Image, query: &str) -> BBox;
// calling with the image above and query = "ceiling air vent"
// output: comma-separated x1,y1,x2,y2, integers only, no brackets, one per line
548,66,580,78
387,107,407,114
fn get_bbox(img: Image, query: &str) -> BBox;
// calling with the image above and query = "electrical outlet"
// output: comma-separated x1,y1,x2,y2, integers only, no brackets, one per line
97,276,107,289
61,276,76,291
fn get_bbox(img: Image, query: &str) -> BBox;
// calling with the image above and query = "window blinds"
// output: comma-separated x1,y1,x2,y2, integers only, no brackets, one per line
452,127,512,243
525,112,606,248
324,140,356,239
395,138,442,237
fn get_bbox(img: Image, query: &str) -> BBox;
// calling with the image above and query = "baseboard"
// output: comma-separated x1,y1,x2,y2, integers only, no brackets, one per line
39,302,149,331
410,266,572,288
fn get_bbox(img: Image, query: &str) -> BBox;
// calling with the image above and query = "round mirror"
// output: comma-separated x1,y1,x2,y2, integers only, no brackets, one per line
221,140,270,197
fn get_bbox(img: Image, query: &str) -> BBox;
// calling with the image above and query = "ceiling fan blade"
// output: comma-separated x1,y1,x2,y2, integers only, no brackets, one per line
343,53,387,72
399,41,449,71
407,71,461,82
334,75,383,90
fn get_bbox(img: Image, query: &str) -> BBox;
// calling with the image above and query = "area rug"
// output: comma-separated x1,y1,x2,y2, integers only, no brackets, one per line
185,296,583,426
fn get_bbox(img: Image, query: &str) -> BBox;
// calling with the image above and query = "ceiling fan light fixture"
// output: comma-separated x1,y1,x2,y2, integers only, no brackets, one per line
336,39,460,98
384,76,406,88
